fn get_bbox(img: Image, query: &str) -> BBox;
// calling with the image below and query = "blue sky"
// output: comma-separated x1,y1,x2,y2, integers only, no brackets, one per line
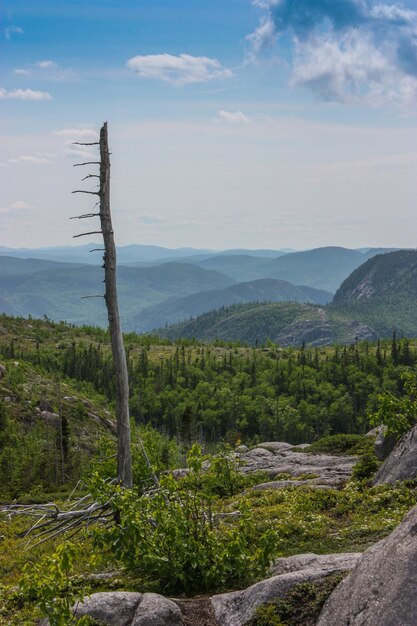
1,0,417,250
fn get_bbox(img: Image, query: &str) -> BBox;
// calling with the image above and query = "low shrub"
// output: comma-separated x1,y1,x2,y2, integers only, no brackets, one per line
93,445,276,594
307,434,372,456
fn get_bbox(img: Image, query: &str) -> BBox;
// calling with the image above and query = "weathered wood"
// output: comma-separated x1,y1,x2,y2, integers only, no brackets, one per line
99,122,133,488
73,231,103,238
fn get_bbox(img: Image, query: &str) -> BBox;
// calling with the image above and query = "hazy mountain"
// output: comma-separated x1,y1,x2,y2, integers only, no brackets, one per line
260,247,370,292
0,244,215,266
0,257,235,327
129,279,333,333
0,256,81,275
0,244,288,267
193,246,396,292
217,248,288,258
194,255,274,282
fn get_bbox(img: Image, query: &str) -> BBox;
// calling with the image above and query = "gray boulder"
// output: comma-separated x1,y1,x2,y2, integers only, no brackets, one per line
0,364,5,379
211,552,360,626
373,423,417,484
373,425,397,461
131,593,184,626
43,591,184,626
317,502,417,626
74,592,142,625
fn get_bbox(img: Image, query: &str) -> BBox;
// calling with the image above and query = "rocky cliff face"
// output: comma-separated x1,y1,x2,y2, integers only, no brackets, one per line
334,249,417,305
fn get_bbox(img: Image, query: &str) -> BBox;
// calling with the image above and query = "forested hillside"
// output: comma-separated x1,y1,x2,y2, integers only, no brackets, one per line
1,313,415,499
130,279,332,332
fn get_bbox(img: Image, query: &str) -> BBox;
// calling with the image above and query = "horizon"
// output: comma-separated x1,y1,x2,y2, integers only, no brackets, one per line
0,242,411,254
2,1,417,250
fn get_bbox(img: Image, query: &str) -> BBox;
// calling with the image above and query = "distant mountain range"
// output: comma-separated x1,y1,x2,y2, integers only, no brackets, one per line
0,245,409,342
155,250,417,346
0,244,289,266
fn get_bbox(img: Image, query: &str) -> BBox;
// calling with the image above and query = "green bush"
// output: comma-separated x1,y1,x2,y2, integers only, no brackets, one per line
352,449,381,482
307,434,372,456
369,371,417,438
93,445,276,594
18,543,93,626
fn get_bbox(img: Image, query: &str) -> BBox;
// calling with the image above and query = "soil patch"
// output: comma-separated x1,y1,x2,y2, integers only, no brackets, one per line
175,597,218,626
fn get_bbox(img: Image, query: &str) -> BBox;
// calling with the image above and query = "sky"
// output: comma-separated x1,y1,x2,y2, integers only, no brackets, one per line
1,0,417,251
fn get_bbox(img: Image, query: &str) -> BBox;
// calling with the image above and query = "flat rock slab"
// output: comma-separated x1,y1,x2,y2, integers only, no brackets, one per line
256,442,294,452
240,446,357,488
211,552,360,626
317,503,417,626
270,552,362,577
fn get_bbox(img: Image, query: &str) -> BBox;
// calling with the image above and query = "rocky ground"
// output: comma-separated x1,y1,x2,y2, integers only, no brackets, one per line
41,429,417,625
239,441,357,489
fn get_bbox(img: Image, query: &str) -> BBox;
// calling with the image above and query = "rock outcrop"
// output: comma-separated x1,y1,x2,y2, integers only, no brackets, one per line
373,423,417,484
211,552,361,626
239,444,357,488
372,425,397,461
41,592,184,626
317,503,417,626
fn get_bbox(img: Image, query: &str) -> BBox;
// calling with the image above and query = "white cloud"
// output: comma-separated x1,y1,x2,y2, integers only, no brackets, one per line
4,26,24,41
7,155,53,165
63,147,98,161
246,18,277,55
126,53,233,86
54,127,98,139
0,88,52,101
215,110,250,124
36,60,56,69
249,0,417,107
292,32,417,107
13,61,74,81
53,128,99,160
139,213,167,225
0,200,33,214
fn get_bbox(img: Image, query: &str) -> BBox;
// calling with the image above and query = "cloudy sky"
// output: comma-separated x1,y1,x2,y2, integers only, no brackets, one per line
1,0,417,250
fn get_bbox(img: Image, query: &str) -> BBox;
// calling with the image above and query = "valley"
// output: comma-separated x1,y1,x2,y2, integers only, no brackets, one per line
0,245,411,345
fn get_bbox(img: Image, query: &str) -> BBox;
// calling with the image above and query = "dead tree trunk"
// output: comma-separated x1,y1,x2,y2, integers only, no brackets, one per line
98,122,133,488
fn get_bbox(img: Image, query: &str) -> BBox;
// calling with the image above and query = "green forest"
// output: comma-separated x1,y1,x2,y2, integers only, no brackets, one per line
0,313,415,496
